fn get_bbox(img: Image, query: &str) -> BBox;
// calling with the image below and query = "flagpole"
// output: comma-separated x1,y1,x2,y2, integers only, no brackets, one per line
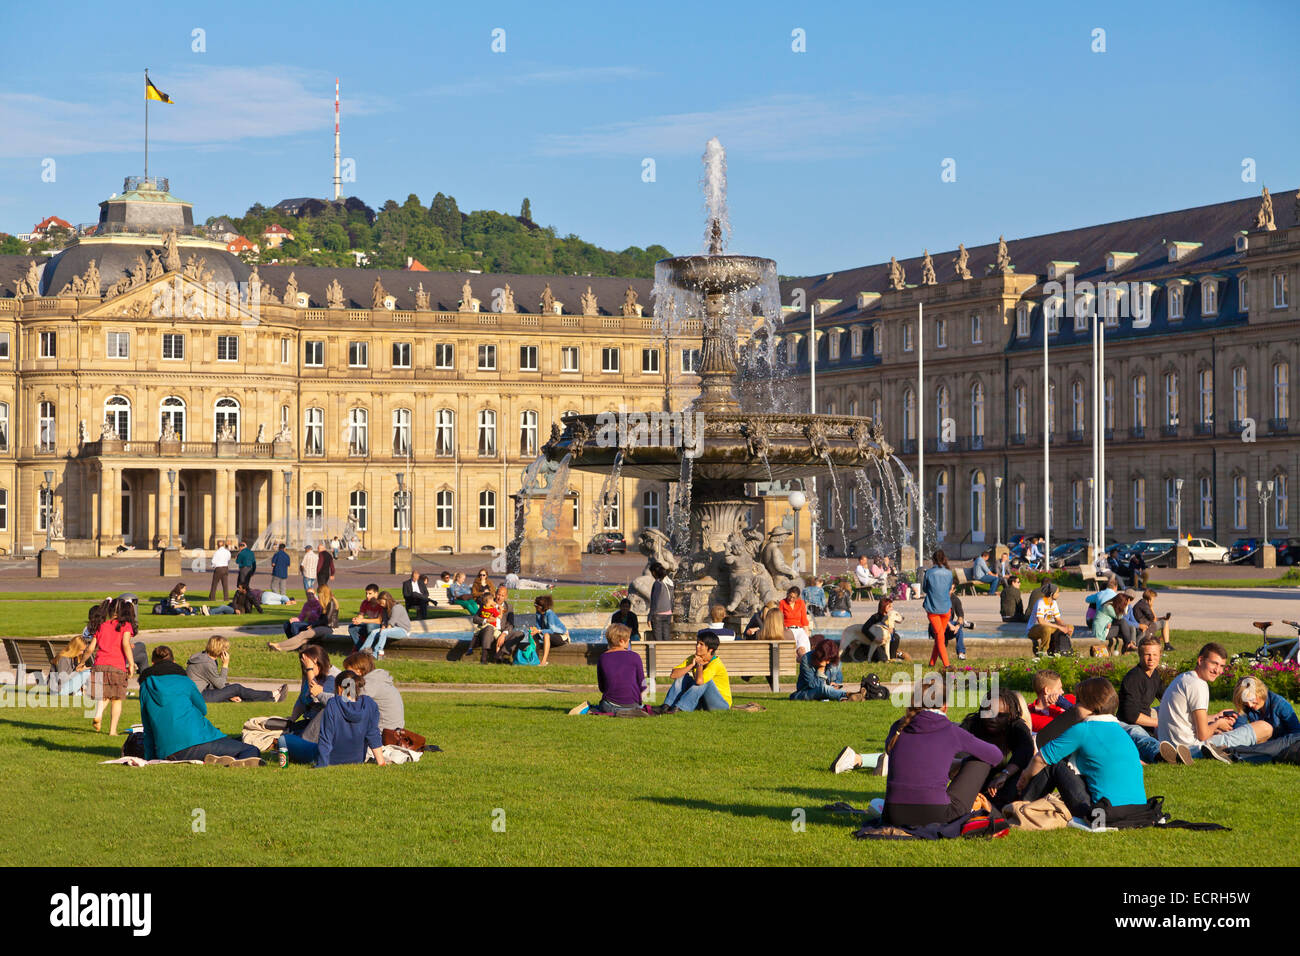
144,68,149,180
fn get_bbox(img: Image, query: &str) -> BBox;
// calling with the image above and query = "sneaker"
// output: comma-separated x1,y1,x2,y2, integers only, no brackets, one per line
1175,743,1193,765
1158,741,1179,764
200,606,210,616
957,653,967,660
272,683,288,703
203,754,236,767
872,753,889,777
567,701,591,716
831,746,858,774
233,757,262,768
1201,742,1231,764
1164,643,1176,652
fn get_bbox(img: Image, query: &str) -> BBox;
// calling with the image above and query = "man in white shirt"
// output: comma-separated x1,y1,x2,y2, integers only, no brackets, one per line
1025,581,1072,655
1157,642,1257,762
853,555,876,591
208,540,231,601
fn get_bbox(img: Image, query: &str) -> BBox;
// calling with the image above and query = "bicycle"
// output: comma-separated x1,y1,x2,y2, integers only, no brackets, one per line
1233,620,1300,666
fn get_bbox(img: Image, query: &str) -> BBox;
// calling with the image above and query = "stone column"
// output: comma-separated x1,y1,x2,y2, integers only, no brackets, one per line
99,465,113,549
214,468,231,543
201,471,215,548
270,469,285,537
109,467,123,545
143,470,158,548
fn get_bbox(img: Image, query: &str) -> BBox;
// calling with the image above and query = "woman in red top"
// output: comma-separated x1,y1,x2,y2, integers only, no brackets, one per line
779,586,812,658
85,598,136,735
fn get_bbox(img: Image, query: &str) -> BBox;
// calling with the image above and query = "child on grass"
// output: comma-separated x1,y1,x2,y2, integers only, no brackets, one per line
1028,669,1076,733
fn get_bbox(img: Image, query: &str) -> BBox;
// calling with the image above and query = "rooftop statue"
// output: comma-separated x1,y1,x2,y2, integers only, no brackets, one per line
887,256,905,291
371,275,387,310
326,278,345,309
621,285,639,316
994,235,1013,274
953,243,971,280
1256,186,1276,231
581,285,598,316
283,272,299,306
920,249,937,286
415,282,429,311
459,279,475,312
162,229,181,272
540,283,555,315
14,261,40,297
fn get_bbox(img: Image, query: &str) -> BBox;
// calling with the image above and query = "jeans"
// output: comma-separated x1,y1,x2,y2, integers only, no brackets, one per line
949,623,966,656
236,566,255,589
55,669,92,696
210,605,235,614
168,736,260,761
268,575,288,596
202,684,275,703
261,591,290,606
279,733,319,764
790,680,846,702
348,623,380,648
302,575,316,594
1226,732,1300,764
1120,722,1162,762
284,620,316,638
975,573,998,594
662,674,730,711
650,614,673,641
1052,761,1094,819
363,626,407,655
1190,723,1258,757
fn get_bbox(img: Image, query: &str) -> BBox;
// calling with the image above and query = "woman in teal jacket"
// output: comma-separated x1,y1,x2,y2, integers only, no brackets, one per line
139,646,260,762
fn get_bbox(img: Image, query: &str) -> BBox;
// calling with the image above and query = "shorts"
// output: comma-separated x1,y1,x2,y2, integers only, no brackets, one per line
786,627,811,654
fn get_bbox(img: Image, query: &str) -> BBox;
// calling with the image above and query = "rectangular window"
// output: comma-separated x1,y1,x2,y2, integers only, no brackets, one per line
1274,273,1289,308
680,348,700,373
0,488,7,531
828,333,841,361
850,328,863,356
1233,475,1247,529
872,325,882,355
970,313,982,344
641,348,660,374
1169,286,1184,320
1165,478,1178,530
162,333,185,360
217,335,239,362
436,490,454,530
477,344,497,371
106,331,130,359
935,317,947,349
39,331,56,358
601,347,620,372
1200,477,1213,529
902,323,914,352
0,332,8,360
392,342,411,369
1240,276,1249,312
304,341,324,367
435,343,454,369
1277,475,1289,530
1016,305,1030,338
519,345,538,371
348,341,369,368
280,337,291,364
1202,282,1217,316
1132,478,1146,530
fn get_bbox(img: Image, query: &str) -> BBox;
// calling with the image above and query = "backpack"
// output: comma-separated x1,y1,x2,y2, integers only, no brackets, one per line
513,633,539,667
860,672,890,701
325,600,340,629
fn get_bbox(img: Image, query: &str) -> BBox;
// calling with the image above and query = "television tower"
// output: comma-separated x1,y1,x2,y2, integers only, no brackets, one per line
333,78,341,201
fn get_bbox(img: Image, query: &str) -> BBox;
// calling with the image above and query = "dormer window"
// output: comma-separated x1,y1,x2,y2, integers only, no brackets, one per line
872,324,882,355
857,292,880,310
1106,251,1137,272
1167,240,1202,263
1169,285,1184,320
1046,296,1062,334
1235,233,1249,253
1201,279,1218,317
1240,276,1249,312
1047,261,1079,281
850,327,863,356
828,330,841,361
1073,293,1092,331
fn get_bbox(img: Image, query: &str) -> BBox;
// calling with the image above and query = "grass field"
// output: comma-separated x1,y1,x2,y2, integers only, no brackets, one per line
2,687,1291,867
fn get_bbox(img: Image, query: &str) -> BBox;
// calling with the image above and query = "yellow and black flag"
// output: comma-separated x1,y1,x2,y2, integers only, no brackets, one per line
145,75,173,104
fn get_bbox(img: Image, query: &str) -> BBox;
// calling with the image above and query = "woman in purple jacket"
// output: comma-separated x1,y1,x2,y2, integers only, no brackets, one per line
882,677,1004,827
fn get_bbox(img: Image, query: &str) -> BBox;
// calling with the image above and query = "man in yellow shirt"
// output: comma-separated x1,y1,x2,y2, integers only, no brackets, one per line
658,632,731,713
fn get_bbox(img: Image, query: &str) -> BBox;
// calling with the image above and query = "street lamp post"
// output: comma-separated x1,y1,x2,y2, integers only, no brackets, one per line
282,470,293,549
42,468,53,548
1257,479,1274,543
167,468,176,549
993,475,1003,549
788,488,806,574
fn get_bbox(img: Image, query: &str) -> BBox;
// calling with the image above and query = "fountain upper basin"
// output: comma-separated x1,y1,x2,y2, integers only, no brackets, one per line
658,254,776,295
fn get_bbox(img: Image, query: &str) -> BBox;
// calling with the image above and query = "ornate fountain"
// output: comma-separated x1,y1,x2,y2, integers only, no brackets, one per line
543,139,894,631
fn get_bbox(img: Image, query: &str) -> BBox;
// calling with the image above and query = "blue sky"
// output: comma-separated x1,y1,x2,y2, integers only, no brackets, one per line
1,0,1296,275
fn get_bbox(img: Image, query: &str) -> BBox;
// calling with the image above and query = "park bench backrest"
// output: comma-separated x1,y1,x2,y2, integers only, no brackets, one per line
630,639,798,697
2,638,57,677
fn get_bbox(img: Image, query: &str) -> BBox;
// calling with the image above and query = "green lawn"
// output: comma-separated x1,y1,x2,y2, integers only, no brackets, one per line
1,687,1291,866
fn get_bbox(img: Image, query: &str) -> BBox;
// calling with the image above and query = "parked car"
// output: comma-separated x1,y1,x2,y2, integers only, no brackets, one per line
1048,538,1089,568
1271,537,1300,565
1133,539,1176,566
1184,537,1230,563
1229,538,1262,563
589,532,627,554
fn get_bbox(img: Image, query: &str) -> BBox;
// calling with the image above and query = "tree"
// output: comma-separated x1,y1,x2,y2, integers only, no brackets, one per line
0,235,25,255
429,192,462,245
520,198,532,221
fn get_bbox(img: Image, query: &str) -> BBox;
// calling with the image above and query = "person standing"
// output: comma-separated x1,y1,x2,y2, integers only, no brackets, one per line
922,550,955,667
269,543,291,596
299,545,318,595
208,539,231,601
648,562,673,642
235,541,256,589
315,542,336,590
86,599,136,735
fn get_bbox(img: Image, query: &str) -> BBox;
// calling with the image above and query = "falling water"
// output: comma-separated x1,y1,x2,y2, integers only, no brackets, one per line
540,453,573,538
701,136,729,253
591,451,624,537
505,454,551,572
820,454,850,559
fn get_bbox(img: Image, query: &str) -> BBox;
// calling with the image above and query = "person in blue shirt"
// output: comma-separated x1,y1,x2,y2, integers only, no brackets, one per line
1018,677,1146,819
1084,576,1119,627
971,550,998,594
801,577,828,617
922,550,955,667
269,543,292,597
138,645,261,763
533,593,568,666
1225,677,1300,764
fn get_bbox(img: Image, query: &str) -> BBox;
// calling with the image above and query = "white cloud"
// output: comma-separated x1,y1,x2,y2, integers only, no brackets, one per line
0,67,386,159
535,93,950,160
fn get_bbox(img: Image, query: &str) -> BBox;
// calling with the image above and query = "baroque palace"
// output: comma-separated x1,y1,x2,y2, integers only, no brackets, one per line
0,178,1297,559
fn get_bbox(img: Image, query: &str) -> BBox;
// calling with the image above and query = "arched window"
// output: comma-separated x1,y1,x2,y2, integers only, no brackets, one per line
435,409,455,457
347,407,368,456
305,489,323,532
642,490,660,529
478,489,496,530
519,409,538,457
601,491,620,530
1232,365,1247,423
392,408,411,457
870,394,881,423
38,401,55,452
349,490,368,531
902,388,915,440
1273,362,1289,422
214,397,240,441
934,469,948,539
104,395,130,441
304,407,324,456
970,469,985,539
435,490,454,530
970,382,985,439
160,396,185,440
847,398,858,418
477,409,497,457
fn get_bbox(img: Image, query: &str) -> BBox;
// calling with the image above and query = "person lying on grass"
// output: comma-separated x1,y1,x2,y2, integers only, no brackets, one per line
569,623,647,715
658,631,731,713
139,646,262,765
186,635,286,704
790,637,868,702
1017,677,1147,821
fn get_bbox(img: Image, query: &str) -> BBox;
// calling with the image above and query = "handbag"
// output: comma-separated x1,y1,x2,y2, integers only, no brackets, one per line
383,727,426,751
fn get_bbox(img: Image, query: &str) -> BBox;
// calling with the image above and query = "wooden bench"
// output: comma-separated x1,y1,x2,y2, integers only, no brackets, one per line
1077,565,1100,591
630,640,799,698
2,638,58,681
952,567,977,596
403,582,453,614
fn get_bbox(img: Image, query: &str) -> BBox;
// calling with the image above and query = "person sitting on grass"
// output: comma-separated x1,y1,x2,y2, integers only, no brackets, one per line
53,634,93,696
1157,642,1255,763
802,577,828,617
533,594,568,666
343,651,405,733
609,597,640,640
790,637,867,702
1222,677,1300,764
780,585,812,658
959,688,1035,808
1017,677,1147,820
288,668,385,768
277,646,340,763
139,646,262,766
162,582,196,615
658,631,731,713
999,572,1027,623
699,604,736,641
1026,581,1072,656
569,623,647,715
1113,635,1171,763
876,676,1004,827
348,584,383,649
186,635,286,704
1027,669,1075,733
